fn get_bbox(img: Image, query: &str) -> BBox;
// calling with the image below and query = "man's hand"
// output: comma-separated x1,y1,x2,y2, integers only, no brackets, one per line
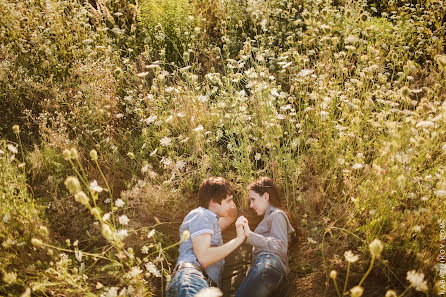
235,216,249,239
236,216,251,237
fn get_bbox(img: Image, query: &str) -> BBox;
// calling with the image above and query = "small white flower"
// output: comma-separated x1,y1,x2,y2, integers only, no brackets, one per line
145,262,161,277
90,180,104,193
141,245,149,254
352,163,364,170
160,137,172,147
276,114,286,120
75,250,83,262
150,148,158,156
175,160,186,170
104,198,111,204
102,213,111,222
119,215,129,225
115,199,125,208
117,229,128,240
194,125,204,132
413,225,422,232
145,115,158,124
350,286,364,297
127,266,143,278
3,272,17,284
307,237,317,244
344,250,359,263
435,190,446,198
147,229,156,239
406,270,428,292
7,144,18,154
255,153,261,161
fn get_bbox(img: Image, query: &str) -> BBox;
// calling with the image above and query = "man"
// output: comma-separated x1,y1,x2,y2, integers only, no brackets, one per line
166,177,246,297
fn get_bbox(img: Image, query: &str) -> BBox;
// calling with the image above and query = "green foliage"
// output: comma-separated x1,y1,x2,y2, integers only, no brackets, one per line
138,0,198,64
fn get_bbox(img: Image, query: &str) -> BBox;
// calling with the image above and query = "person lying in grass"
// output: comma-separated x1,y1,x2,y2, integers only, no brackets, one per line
236,177,295,297
165,176,246,297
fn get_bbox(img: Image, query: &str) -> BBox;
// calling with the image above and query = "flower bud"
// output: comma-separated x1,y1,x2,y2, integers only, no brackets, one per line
90,207,101,219
64,176,81,195
70,147,79,160
102,224,114,241
39,226,49,236
385,290,397,297
62,149,71,160
369,239,384,258
350,286,364,297
12,125,20,134
90,149,98,161
74,191,90,206
31,238,43,247
329,270,337,279
127,152,135,159
181,230,190,242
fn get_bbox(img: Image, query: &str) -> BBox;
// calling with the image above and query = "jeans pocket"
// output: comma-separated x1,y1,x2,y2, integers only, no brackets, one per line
261,263,284,289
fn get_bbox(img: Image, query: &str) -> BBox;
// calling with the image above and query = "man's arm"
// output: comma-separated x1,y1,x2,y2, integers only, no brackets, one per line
218,205,238,231
192,222,245,268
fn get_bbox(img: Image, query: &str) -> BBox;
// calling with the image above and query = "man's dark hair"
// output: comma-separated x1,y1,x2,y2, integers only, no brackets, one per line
198,177,233,208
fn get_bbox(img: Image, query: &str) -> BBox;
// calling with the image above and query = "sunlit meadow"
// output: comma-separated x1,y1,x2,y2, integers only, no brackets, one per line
1,0,445,295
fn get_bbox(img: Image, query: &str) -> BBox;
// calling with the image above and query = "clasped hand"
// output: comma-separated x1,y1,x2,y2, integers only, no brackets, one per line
235,216,251,240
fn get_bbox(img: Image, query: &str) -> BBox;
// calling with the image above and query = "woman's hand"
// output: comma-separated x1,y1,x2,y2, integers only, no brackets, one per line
236,216,251,237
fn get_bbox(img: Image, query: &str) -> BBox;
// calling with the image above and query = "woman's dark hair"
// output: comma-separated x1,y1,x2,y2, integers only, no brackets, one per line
248,177,283,208
198,177,233,208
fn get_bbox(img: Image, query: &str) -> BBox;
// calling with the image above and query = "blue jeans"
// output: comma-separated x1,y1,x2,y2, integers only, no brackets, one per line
235,253,288,297
165,267,210,297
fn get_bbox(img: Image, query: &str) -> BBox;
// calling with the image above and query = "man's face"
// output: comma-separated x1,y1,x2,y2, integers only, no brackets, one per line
215,195,236,217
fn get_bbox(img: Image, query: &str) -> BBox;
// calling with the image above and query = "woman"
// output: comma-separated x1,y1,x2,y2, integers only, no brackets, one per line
235,177,295,297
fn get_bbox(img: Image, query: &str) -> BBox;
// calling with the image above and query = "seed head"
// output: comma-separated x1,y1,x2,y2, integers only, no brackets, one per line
31,238,43,247
75,191,90,206
70,148,79,160
350,286,364,297
64,176,81,195
181,230,190,242
369,239,384,258
102,224,114,241
12,125,20,134
62,149,71,160
385,290,397,297
90,149,98,161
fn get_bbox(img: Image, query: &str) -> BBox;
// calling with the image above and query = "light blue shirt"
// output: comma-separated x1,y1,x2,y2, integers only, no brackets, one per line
177,207,224,286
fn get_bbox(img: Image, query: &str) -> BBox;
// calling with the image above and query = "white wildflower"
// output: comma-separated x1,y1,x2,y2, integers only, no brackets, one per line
117,229,128,240
160,137,172,147
7,144,18,154
150,148,158,156
435,190,446,198
352,163,364,170
344,250,359,263
3,272,17,284
194,125,204,132
298,69,314,77
119,215,129,225
145,115,158,124
127,266,143,278
102,213,111,221
147,229,156,239
100,287,118,297
255,153,261,161
145,262,161,277
141,245,149,254
276,114,286,120
75,250,83,262
406,270,428,292
115,199,125,208
89,180,104,193
307,237,317,244
175,160,186,170
413,225,422,232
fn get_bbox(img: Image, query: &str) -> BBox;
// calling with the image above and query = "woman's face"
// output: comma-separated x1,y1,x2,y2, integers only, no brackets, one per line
248,190,270,216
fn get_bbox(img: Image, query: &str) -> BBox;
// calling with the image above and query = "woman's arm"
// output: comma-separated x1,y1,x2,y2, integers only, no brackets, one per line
243,212,289,258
